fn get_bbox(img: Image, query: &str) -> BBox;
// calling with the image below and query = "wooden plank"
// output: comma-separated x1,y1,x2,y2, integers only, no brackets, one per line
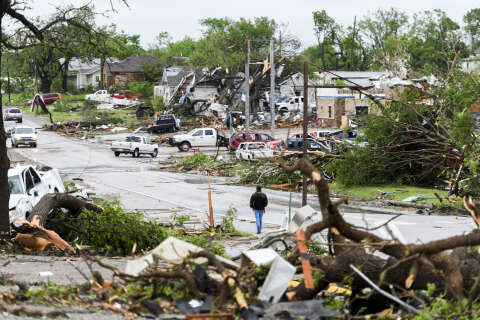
296,228,314,290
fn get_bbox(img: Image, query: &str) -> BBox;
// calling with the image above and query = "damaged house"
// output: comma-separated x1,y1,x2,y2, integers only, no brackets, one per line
104,55,161,89
154,66,198,105
315,71,389,128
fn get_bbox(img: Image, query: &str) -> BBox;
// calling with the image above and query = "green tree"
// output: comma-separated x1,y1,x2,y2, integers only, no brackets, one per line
407,10,468,74
464,8,480,51
359,8,409,72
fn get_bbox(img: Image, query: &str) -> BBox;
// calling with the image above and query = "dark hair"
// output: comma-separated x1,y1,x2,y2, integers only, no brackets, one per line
256,185,262,192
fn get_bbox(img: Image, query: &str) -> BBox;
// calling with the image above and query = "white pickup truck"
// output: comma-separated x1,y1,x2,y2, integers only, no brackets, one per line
85,90,111,102
110,135,158,158
168,128,228,152
8,165,65,220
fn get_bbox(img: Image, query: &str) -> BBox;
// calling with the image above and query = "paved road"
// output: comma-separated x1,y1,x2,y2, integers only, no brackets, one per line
10,112,477,242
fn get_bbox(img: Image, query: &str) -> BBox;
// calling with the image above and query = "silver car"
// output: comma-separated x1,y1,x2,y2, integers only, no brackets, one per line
11,126,38,148
3,108,23,123
3,121,16,137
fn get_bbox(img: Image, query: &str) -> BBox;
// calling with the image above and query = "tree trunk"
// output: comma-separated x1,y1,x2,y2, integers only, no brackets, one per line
0,12,11,234
40,77,52,93
61,60,69,92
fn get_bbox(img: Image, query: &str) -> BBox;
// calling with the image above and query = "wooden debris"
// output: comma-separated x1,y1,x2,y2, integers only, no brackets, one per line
296,229,314,290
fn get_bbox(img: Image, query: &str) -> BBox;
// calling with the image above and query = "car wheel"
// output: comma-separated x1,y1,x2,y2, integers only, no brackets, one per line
132,149,139,158
32,143,37,148
114,152,120,157
179,142,190,152
18,119,22,123
11,141,15,148
151,149,158,158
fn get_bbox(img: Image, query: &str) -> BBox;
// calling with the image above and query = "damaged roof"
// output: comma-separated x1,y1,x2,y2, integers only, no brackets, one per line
163,66,201,87
106,56,161,74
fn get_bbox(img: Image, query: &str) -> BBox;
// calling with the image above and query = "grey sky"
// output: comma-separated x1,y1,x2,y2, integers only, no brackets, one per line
30,0,479,49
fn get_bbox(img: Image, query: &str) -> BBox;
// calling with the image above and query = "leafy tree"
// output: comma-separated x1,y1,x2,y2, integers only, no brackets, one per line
407,10,468,74
359,8,409,73
0,1,128,233
464,8,480,51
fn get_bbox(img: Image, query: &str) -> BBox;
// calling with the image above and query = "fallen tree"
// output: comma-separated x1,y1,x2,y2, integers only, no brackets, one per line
269,157,480,311
11,193,103,251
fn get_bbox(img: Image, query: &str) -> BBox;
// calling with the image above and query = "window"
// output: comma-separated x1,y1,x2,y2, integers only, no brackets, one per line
95,76,100,82
205,130,214,136
29,168,41,185
328,106,332,118
15,128,34,134
9,109,21,113
261,134,272,141
8,175,23,194
240,144,246,150
23,170,34,191
192,130,203,136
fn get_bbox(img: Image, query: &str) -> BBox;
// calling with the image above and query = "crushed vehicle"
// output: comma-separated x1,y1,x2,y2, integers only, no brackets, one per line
169,128,229,151
3,120,16,137
85,89,111,102
11,126,38,148
235,141,274,160
27,93,61,105
8,165,65,220
3,107,23,123
287,137,330,152
110,135,158,158
147,114,180,134
228,131,283,151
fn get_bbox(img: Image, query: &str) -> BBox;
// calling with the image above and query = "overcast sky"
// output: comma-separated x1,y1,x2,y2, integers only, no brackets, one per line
29,0,479,49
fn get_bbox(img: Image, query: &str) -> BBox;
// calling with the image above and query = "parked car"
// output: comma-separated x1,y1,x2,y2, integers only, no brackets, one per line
235,142,274,160
3,107,23,123
147,114,180,133
275,96,316,115
287,137,330,152
289,132,315,140
11,126,37,148
309,129,343,139
8,165,65,220
3,120,16,137
331,129,359,143
228,131,283,151
110,135,158,158
169,128,229,152
27,93,61,105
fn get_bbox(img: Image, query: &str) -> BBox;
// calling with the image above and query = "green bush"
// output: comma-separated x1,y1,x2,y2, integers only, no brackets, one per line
127,81,154,99
48,200,226,256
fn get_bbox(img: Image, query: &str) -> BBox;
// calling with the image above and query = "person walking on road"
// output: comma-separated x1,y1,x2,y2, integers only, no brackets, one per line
250,185,268,234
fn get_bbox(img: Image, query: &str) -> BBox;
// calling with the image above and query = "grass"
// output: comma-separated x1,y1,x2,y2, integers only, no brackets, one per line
6,92,151,127
329,182,463,207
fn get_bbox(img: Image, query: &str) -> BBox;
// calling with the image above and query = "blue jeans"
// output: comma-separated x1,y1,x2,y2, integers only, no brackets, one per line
254,209,264,233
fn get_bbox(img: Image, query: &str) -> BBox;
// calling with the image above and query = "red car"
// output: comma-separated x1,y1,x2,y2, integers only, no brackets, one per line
28,93,61,105
229,131,283,151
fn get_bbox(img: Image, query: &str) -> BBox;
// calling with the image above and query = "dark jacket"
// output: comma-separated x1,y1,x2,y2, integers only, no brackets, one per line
250,192,268,210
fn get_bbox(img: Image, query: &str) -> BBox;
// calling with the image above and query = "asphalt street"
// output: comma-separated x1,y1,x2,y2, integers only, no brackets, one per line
9,112,477,242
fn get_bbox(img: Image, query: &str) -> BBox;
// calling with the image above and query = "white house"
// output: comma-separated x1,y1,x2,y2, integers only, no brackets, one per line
462,49,480,72
65,58,102,89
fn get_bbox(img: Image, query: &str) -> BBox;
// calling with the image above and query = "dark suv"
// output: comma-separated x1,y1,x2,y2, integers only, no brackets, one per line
3,108,23,123
147,114,180,133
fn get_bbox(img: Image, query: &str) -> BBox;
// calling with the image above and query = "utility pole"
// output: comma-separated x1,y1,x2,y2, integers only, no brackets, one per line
245,39,250,132
302,62,308,206
350,16,357,71
270,40,275,138
6,53,10,104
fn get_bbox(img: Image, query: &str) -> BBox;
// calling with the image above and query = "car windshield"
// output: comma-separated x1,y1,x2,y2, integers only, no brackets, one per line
9,109,20,114
15,128,33,134
8,175,23,194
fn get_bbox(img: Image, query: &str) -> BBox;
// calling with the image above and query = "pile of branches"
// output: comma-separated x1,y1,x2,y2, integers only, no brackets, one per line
268,157,480,315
